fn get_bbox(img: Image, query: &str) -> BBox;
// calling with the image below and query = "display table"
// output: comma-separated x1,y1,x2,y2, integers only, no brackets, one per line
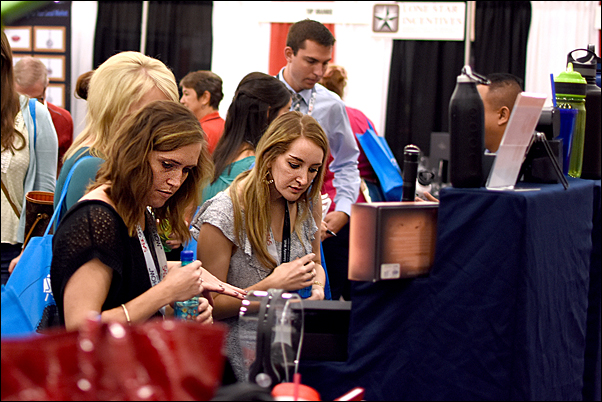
299,178,600,401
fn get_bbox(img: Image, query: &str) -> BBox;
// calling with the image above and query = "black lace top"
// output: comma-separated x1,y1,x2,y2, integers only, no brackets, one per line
51,200,162,325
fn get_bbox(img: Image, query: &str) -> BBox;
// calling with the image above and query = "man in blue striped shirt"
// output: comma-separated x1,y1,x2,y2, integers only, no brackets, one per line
277,19,361,300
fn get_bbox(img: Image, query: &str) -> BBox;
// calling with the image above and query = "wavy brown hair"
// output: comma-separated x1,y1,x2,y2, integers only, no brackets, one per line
91,100,214,240
230,111,329,269
1,30,25,153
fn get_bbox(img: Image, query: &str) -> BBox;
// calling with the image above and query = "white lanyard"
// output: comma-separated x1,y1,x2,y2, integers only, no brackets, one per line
136,210,168,315
306,88,316,116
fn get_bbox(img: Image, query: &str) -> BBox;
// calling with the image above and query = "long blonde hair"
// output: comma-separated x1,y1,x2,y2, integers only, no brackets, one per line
230,111,329,269
91,100,213,240
64,52,178,162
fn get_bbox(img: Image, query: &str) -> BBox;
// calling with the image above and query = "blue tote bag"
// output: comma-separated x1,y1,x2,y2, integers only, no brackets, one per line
356,122,404,201
2,156,91,337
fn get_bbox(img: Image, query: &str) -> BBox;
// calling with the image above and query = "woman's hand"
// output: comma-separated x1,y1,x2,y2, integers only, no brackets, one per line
415,191,439,202
271,253,316,291
198,265,247,300
8,249,24,274
165,234,182,250
164,260,246,302
195,296,214,325
308,284,325,300
162,260,204,302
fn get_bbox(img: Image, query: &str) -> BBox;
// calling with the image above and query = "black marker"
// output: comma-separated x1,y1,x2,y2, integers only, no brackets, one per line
326,229,337,237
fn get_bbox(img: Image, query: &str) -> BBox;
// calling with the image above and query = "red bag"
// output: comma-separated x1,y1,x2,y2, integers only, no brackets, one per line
1,318,228,401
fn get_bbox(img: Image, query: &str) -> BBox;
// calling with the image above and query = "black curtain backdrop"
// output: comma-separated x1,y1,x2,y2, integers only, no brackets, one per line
93,1,142,69
385,40,465,163
385,1,531,165
474,1,531,82
145,1,213,85
93,1,213,86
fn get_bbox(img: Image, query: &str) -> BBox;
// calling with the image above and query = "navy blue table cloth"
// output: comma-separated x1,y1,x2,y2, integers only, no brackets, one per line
299,178,599,401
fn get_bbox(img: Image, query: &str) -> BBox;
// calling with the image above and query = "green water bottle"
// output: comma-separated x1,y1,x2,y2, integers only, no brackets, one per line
555,63,587,178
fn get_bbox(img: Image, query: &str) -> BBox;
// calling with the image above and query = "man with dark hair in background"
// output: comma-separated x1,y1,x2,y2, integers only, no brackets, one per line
477,73,523,153
180,70,225,154
14,57,73,175
277,19,361,300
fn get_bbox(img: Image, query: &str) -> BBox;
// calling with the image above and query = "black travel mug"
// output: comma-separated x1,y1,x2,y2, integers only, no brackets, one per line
401,145,420,201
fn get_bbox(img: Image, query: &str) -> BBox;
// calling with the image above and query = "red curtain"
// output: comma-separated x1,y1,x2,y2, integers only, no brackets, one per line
268,23,336,76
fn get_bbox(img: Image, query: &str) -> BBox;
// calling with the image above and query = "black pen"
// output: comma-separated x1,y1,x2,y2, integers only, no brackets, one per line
326,229,337,237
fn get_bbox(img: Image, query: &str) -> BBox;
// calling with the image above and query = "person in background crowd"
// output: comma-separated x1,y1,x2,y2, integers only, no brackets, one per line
319,64,382,301
74,70,94,101
320,64,438,299
276,19,360,239
320,64,384,203
2,31,58,284
477,73,523,153
201,72,291,204
180,70,225,155
50,100,245,330
191,111,328,381
14,56,73,175
276,20,360,301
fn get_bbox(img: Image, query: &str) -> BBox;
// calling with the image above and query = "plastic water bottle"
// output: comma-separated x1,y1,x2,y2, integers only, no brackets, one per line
555,63,587,178
174,250,199,320
568,45,601,179
448,66,489,188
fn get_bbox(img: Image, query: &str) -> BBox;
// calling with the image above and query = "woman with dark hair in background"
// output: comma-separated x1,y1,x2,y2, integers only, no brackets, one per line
201,72,291,204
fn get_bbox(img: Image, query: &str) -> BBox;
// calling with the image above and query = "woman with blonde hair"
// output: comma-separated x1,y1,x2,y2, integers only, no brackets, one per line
51,100,245,330
55,51,179,225
191,111,328,380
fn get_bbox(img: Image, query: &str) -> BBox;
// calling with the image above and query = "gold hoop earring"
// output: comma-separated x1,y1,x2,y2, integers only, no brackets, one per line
264,171,274,185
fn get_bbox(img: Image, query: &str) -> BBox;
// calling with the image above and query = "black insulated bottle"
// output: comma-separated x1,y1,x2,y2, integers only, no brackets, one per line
401,145,420,201
449,66,489,188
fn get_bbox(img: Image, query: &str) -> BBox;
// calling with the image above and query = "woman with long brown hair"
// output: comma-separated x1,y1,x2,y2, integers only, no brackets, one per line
1,30,57,285
51,100,245,330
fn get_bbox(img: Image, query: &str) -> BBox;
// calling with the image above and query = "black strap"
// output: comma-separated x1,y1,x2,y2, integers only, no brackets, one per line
281,201,291,264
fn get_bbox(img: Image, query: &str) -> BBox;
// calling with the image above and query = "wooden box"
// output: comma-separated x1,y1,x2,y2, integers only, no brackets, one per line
348,202,438,281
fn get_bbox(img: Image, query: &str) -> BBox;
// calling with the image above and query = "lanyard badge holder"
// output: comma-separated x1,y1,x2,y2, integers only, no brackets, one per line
239,289,305,389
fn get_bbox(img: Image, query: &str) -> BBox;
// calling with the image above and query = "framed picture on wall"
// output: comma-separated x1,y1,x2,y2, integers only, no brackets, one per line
4,27,32,51
34,55,65,81
33,26,66,52
46,84,65,108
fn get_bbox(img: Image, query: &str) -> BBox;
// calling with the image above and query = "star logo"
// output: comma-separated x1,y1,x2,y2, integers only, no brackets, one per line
373,4,399,33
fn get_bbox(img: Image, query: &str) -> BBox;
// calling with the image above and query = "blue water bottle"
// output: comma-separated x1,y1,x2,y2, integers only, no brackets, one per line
174,250,200,320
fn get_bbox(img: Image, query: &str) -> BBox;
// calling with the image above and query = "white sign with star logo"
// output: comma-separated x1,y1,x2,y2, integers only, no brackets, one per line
373,2,467,41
